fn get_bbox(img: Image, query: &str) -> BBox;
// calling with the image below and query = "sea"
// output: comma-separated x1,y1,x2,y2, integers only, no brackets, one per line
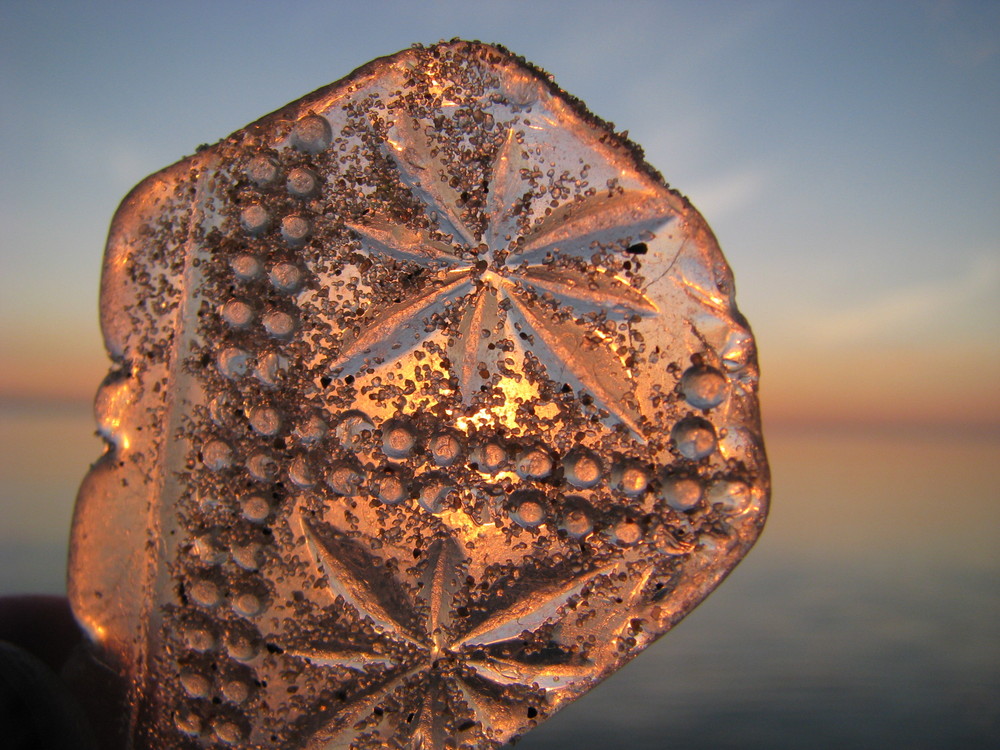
2,402,997,749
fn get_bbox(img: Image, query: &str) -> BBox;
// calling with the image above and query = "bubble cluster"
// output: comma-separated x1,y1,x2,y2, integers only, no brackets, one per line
563,449,603,489
382,419,417,458
660,476,703,512
672,417,718,460
269,263,304,293
560,500,594,539
280,215,311,246
510,491,547,528
245,155,279,187
217,348,249,379
286,167,320,198
201,441,232,471
612,461,650,496
429,430,463,466
231,254,262,281
327,461,363,496
680,365,728,410
376,467,408,505
239,204,270,235
248,406,281,436
220,299,254,328
290,114,332,153
516,446,554,480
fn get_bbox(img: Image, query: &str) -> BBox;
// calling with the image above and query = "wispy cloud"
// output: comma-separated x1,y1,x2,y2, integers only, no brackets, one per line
809,255,1000,345
684,166,770,220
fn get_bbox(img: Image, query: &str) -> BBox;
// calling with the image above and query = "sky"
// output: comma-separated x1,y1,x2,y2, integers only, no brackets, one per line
1,6,998,744
1,0,998,429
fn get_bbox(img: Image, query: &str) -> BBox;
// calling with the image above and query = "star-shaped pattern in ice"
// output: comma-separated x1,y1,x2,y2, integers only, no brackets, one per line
285,518,652,748
331,116,674,433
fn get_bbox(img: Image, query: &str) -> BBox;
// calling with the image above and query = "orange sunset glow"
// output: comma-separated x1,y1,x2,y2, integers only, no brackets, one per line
1,2,997,748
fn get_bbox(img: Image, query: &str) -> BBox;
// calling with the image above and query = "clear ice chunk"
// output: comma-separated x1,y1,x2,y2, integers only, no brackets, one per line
68,41,769,749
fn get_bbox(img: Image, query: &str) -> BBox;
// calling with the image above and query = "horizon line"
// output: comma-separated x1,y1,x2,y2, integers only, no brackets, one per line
2,393,997,437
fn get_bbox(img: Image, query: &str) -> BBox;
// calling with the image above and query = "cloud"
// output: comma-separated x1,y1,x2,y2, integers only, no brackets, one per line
684,166,770,220
809,255,1000,344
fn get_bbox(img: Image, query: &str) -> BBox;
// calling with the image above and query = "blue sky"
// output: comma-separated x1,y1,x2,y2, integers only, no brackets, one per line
1,0,998,426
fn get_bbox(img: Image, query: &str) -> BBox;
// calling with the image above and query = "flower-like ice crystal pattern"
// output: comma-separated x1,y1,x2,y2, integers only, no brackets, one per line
334,117,669,434
287,519,648,748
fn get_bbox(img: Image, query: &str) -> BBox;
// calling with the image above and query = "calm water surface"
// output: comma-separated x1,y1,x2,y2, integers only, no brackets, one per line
1,405,997,748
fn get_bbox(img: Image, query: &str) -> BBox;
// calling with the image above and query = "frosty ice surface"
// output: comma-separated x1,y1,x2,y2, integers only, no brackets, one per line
69,41,769,748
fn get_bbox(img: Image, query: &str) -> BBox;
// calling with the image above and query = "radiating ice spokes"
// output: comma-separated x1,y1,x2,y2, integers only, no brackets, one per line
333,115,675,434
286,517,651,748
